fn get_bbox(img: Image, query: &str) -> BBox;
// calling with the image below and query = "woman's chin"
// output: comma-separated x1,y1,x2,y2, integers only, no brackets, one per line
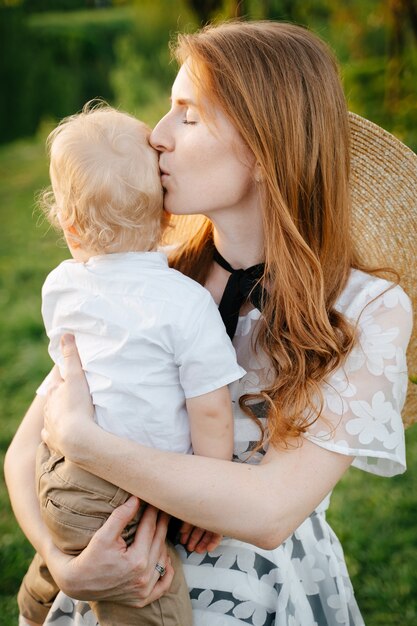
164,206,198,217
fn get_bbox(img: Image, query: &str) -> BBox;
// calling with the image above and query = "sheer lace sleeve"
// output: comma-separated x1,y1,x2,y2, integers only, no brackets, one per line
305,271,413,477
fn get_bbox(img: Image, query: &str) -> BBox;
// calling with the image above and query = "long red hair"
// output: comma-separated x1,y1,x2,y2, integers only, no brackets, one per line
168,21,368,447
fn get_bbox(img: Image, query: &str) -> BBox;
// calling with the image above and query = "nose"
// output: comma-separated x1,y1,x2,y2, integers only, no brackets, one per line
150,113,173,153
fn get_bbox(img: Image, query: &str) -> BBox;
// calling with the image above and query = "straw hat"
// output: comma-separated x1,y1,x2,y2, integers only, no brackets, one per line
165,113,417,426
349,113,417,427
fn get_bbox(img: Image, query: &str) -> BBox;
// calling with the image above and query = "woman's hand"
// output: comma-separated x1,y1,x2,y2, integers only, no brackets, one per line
46,496,174,605
42,334,96,458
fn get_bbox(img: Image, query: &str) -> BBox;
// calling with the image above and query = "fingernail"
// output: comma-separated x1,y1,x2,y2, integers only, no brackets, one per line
62,334,74,346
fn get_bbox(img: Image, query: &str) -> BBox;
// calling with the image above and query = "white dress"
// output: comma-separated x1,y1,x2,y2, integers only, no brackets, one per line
42,269,412,626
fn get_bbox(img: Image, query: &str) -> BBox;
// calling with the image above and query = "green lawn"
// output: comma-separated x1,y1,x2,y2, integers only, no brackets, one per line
0,132,416,625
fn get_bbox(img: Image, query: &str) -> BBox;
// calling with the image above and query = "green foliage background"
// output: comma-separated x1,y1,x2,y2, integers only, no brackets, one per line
1,0,417,149
1,1,417,624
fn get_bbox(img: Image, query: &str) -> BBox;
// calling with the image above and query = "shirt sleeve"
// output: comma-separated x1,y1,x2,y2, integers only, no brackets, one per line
41,262,76,369
36,263,73,395
304,282,413,477
175,292,246,399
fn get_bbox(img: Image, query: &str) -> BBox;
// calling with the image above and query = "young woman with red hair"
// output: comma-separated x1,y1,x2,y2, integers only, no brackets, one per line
6,21,414,626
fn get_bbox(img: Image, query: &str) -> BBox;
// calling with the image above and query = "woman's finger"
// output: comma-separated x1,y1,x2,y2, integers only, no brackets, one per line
94,496,140,545
59,333,85,381
49,364,64,387
136,556,175,608
143,510,170,572
149,541,169,590
155,511,171,540
41,427,49,445
130,509,170,593
129,505,159,559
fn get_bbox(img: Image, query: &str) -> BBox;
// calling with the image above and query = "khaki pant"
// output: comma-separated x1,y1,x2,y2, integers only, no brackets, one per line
18,443,192,626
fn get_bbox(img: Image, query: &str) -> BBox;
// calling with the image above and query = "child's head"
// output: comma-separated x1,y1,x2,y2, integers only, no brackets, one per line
41,102,164,256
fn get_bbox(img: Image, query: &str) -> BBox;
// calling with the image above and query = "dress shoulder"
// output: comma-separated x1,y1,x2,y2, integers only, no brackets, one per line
305,269,412,477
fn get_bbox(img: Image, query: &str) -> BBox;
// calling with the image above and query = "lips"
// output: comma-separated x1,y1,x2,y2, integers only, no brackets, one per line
159,167,170,193
160,172,170,187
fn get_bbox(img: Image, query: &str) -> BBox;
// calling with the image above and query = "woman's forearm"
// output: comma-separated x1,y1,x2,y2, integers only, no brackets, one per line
42,337,353,550
4,395,56,559
74,427,266,543
66,423,353,550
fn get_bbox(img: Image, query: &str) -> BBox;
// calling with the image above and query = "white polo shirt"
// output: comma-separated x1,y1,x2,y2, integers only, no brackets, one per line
39,251,245,453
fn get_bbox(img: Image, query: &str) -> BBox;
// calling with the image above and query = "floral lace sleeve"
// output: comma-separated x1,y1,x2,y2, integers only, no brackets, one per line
305,271,413,477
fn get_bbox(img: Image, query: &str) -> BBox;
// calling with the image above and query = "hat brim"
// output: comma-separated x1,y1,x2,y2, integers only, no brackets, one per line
164,113,417,426
349,112,417,426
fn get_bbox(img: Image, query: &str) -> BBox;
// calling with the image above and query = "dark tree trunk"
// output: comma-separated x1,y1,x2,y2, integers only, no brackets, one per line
188,0,224,24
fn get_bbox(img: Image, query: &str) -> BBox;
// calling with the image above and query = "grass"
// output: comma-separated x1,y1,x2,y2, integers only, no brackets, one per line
1,129,417,626
0,131,68,625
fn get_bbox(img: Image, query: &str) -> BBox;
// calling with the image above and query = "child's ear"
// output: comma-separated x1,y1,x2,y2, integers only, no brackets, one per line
65,225,81,249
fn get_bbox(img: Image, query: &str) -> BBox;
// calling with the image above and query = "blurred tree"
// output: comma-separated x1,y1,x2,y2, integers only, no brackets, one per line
110,1,196,116
387,0,417,111
188,0,222,23
264,0,300,21
1,0,416,149
0,5,132,143
19,0,110,11
0,7,37,142
389,0,417,42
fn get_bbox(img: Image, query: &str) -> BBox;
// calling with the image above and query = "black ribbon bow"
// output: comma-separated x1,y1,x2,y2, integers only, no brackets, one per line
214,248,266,340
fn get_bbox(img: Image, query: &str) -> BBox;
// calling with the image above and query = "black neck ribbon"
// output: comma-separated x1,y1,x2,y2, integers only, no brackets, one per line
213,247,266,340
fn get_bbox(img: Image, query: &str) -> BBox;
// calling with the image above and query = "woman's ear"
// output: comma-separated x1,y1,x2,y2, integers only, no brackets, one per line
254,162,264,183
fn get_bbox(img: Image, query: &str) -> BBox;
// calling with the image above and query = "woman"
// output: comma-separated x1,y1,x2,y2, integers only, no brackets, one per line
5,21,413,626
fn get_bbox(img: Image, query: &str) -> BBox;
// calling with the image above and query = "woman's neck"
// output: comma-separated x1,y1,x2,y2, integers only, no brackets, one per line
204,211,264,306
210,212,264,270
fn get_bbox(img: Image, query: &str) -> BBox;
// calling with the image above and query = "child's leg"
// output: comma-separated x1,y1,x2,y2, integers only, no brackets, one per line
18,443,139,623
18,616,42,626
36,442,140,553
17,552,59,625
32,445,192,625
90,542,193,626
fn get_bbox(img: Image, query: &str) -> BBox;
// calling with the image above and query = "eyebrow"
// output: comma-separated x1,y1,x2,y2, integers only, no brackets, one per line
170,97,197,106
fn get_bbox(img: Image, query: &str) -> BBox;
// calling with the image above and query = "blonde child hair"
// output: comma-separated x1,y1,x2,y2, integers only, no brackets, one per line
41,102,164,254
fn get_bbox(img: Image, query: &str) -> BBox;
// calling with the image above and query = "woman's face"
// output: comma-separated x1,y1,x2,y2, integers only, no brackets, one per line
150,61,257,219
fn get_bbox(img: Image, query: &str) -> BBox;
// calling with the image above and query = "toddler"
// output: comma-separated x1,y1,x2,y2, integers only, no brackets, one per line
17,103,245,626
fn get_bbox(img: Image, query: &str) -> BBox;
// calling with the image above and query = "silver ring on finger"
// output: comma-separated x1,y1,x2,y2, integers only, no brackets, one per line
155,562,166,577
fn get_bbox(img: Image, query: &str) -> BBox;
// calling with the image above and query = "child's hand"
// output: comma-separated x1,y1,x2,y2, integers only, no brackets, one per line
179,522,222,553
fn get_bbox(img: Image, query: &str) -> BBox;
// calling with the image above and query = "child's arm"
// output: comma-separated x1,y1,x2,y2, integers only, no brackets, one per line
186,385,234,460
178,386,234,553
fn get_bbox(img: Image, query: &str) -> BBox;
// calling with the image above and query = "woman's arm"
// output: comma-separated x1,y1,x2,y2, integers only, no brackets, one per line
4,394,54,557
4,390,175,603
61,427,352,550
43,335,354,550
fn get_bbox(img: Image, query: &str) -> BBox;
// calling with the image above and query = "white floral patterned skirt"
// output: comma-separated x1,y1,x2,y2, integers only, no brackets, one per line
43,504,365,626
